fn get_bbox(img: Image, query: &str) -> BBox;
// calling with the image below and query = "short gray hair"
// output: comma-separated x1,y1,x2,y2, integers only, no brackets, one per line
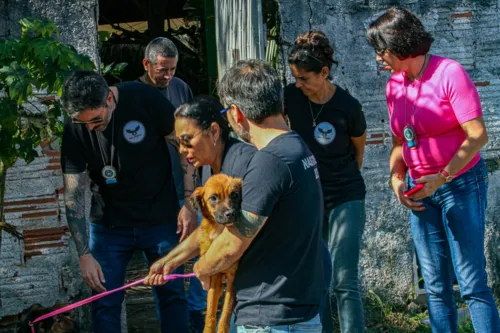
145,37,178,63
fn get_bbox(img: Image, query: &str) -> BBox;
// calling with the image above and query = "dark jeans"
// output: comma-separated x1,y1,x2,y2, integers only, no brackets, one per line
236,314,322,333
409,159,500,333
322,199,366,333
89,222,189,333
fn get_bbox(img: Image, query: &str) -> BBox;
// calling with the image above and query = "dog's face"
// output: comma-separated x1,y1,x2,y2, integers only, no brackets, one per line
189,174,243,226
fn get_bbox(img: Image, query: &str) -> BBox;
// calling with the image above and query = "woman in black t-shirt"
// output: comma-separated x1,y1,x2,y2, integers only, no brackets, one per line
173,96,256,181
284,31,367,333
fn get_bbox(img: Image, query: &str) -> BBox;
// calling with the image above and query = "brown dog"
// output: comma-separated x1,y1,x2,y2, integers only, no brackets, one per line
17,304,78,333
189,173,242,333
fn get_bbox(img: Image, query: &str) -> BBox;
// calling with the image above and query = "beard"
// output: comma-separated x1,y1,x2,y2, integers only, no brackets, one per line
235,126,252,143
227,112,252,143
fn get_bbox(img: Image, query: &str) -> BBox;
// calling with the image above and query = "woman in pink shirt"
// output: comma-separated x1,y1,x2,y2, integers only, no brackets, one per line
367,7,499,333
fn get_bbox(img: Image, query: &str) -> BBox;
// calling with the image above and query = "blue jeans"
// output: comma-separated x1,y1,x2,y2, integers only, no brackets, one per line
89,222,189,333
409,159,500,333
236,314,322,333
187,258,207,311
179,200,208,312
323,199,366,333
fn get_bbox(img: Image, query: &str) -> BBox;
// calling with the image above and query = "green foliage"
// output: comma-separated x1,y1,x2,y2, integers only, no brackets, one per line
97,30,128,82
0,18,95,168
100,62,128,82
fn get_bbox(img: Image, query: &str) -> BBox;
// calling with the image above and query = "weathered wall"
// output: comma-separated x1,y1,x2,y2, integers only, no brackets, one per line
278,0,500,304
0,0,99,328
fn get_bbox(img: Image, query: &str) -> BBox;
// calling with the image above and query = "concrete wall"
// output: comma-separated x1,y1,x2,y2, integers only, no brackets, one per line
278,0,500,304
0,0,99,329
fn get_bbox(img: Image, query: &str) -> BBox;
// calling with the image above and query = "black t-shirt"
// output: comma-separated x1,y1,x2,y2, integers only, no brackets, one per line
155,77,193,109
220,137,257,178
136,76,194,201
234,131,325,326
284,84,366,210
61,81,179,227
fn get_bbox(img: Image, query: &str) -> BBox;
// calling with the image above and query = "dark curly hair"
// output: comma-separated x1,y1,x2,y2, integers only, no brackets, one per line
366,7,434,60
288,31,338,79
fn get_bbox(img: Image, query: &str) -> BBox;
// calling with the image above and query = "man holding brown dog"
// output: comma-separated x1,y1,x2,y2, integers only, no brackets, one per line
146,59,326,332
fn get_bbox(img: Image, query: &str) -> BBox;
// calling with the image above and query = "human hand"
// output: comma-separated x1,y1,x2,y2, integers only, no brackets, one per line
144,257,175,286
392,177,426,211
79,254,106,292
177,203,198,242
410,173,446,201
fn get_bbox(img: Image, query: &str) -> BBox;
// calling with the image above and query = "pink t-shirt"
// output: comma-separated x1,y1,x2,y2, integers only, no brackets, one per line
386,55,482,180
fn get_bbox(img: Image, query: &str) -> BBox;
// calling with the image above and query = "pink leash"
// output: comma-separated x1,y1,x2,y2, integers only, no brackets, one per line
29,273,196,332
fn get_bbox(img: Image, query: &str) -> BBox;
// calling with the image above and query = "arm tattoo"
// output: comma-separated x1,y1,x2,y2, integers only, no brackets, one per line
63,172,89,257
233,210,266,238
181,160,200,198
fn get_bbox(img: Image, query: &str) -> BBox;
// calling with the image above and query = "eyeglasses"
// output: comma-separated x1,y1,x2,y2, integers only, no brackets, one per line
177,130,206,148
71,117,104,125
375,48,387,57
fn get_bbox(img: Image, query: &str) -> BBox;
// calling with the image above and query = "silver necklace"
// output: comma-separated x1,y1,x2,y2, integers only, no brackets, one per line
96,90,118,185
308,100,326,128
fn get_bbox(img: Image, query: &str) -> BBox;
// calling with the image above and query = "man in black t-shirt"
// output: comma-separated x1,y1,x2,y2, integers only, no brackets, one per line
137,37,207,331
60,70,195,333
192,59,325,331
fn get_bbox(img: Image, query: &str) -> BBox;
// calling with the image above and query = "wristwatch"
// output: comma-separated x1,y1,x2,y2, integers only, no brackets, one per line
439,169,454,183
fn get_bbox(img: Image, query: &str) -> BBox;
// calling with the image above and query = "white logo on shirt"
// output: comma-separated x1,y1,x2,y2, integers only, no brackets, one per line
123,121,146,144
302,155,320,179
314,122,336,145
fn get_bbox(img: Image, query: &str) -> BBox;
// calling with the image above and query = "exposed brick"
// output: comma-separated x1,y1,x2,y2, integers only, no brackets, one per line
24,251,43,260
5,206,47,213
451,12,472,18
5,197,57,207
42,149,60,157
45,164,62,171
21,210,59,219
37,96,56,101
24,234,67,243
366,140,384,145
474,81,490,87
370,133,385,138
24,227,68,237
24,242,66,251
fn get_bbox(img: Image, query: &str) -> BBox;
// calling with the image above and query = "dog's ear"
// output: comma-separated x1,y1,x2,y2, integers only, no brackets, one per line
231,177,243,191
189,187,204,212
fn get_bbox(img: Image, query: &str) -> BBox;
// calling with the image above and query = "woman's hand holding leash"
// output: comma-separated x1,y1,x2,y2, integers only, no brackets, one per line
145,258,175,286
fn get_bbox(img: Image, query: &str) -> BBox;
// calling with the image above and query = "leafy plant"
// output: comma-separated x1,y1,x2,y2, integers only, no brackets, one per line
0,18,95,233
100,62,128,82
369,289,393,318
97,31,128,82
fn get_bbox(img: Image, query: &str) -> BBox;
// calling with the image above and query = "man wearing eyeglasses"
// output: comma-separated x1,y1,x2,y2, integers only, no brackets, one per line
138,37,208,333
60,70,194,333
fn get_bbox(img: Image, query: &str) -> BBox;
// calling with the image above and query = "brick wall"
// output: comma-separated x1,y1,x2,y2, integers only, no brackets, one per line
0,0,99,329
